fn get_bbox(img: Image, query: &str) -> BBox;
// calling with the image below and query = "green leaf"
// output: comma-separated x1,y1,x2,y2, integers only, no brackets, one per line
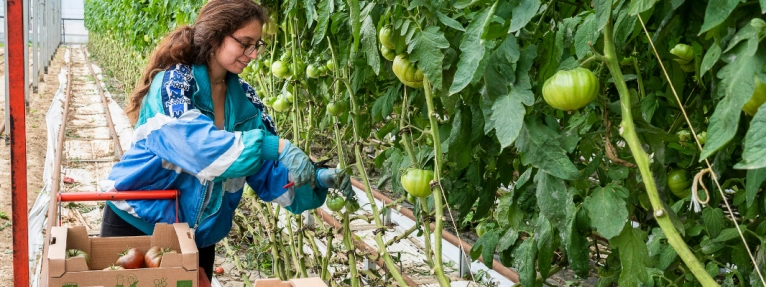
490,93,526,150
761,0,766,13
303,0,317,27
509,0,540,33
702,207,724,238
371,88,397,122
700,48,765,160
611,225,650,286
311,0,335,46
700,236,725,254
713,227,745,243
658,244,677,270
409,26,449,89
515,168,532,190
699,0,739,34
628,0,658,15
436,11,465,31
497,227,519,252
613,8,637,51
484,35,520,101
700,42,721,77
535,215,555,278
565,207,591,277
347,0,361,53
574,13,598,59
515,45,538,91
513,238,538,287
735,104,766,169
517,120,580,180
595,0,613,31
535,171,573,227
746,168,766,208
360,17,380,75
449,2,497,95
583,186,628,239
474,229,500,268
706,262,719,278
536,26,564,87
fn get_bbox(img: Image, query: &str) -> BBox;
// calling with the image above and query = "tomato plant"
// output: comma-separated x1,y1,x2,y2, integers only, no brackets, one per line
87,0,766,286
115,247,144,269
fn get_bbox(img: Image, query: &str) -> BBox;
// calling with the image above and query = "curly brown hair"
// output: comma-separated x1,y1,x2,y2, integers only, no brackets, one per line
126,0,269,125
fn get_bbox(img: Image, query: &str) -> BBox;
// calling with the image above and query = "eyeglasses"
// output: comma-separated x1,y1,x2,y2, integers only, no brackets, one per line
227,35,267,56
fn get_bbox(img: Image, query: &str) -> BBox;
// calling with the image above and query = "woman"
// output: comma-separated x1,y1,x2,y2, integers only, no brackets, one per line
98,0,351,280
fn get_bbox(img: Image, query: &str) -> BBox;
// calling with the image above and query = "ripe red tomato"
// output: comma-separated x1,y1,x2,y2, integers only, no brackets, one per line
326,195,345,211
115,247,145,269
542,67,599,111
401,168,434,198
144,246,177,268
215,266,224,275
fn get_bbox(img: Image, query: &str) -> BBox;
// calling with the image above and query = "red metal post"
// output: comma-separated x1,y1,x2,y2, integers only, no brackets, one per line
57,190,179,202
8,0,29,285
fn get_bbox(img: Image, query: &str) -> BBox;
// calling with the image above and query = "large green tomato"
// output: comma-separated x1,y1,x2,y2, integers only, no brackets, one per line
326,195,345,212
668,169,691,198
401,168,434,198
326,60,335,72
392,54,424,88
542,67,598,111
379,27,395,50
327,101,348,116
380,44,396,61
306,64,320,78
742,76,766,116
272,97,291,112
670,43,694,65
271,61,291,79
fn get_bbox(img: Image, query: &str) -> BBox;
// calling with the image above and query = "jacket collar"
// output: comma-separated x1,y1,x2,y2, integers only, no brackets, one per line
191,64,258,129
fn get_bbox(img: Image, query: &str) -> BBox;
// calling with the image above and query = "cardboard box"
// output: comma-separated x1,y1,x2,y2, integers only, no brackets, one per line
47,223,198,287
252,278,328,287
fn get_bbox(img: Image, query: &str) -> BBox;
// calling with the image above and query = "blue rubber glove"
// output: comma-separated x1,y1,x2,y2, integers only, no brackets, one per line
278,140,315,188
316,168,352,197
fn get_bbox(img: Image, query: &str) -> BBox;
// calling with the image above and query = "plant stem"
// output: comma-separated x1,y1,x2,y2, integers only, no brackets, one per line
422,79,451,287
344,78,411,286
342,212,361,287
321,231,334,280
601,14,718,287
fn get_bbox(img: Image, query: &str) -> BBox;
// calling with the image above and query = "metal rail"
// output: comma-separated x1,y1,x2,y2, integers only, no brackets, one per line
80,46,124,159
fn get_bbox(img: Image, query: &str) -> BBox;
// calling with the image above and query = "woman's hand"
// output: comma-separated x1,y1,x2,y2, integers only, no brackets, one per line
277,140,315,187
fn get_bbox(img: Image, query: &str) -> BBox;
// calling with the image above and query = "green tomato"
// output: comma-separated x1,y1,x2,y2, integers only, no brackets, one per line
677,130,691,142
392,54,424,88
271,61,290,79
285,91,294,103
742,76,766,116
326,195,345,212
280,50,292,62
262,59,272,68
379,27,395,50
263,96,276,107
317,65,328,76
380,44,396,61
670,44,694,65
542,67,599,111
272,96,291,112
327,101,347,116
668,169,691,198
401,168,434,198
143,35,151,43
326,60,335,72
306,64,320,78
477,224,487,237
697,131,707,145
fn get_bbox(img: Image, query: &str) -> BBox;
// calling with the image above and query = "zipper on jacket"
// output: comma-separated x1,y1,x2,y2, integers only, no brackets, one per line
194,180,211,228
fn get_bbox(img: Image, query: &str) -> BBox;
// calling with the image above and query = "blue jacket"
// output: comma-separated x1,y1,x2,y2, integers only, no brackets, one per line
103,64,327,247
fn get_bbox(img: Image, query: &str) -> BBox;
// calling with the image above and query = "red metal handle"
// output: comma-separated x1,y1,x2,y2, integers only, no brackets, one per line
58,190,180,223
58,190,178,202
